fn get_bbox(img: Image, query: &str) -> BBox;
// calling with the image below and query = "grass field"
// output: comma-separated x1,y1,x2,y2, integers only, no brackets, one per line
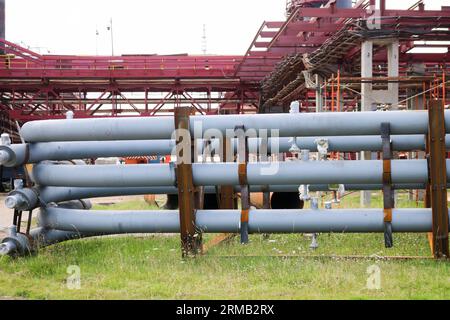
0,192,448,300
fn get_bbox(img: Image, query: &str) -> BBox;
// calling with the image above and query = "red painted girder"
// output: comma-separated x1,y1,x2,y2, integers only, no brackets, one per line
0,68,239,79
265,21,284,28
293,7,450,19
9,98,258,105
295,7,370,19
270,36,331,46
255,41,320,49
0,83,261,93
283,22,344,34
238,66,275,72
259,31,278,38
266,47,315,54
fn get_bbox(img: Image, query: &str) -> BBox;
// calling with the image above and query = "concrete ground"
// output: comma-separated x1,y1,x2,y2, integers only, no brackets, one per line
0,195,10,238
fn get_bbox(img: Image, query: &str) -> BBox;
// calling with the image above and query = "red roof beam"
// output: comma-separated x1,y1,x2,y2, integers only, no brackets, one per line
265,22,284,29
292,7,450,19
283,22,344,34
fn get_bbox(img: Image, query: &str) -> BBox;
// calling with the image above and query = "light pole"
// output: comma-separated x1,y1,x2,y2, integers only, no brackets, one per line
95,28,99,55
107,18,114,56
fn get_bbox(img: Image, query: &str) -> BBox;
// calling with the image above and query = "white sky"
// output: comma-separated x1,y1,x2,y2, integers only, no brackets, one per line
5,0,450,56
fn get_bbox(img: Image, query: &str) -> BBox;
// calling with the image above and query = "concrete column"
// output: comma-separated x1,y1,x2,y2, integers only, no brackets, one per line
315,74,323,113
361,40,374,112
359,39,400,207
387,40,400,108
361,40,374,207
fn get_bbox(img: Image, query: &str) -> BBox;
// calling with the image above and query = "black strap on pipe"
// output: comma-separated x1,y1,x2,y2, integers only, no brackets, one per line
235,125,250,244
381,122,394,248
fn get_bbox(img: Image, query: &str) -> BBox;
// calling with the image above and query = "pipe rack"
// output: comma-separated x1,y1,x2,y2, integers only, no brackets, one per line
1,106,448,259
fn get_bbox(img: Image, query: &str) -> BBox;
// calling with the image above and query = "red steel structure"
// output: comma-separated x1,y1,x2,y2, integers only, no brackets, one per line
0,0,450,137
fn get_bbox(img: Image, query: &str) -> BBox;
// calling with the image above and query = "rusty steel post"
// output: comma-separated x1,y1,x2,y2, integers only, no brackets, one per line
427,100,449,259
381,123,394,248
219,137,235,209
174,107,202,257
236,125,250,244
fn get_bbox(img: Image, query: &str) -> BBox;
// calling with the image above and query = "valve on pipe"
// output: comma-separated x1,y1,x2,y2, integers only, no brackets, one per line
0,226,32,257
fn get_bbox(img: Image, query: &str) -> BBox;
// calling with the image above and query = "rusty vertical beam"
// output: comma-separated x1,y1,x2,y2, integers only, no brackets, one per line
219,137,235,209
381,122,394,248
427,100,449,259
204,137,236,253
174,107,202,257
236,125,250,244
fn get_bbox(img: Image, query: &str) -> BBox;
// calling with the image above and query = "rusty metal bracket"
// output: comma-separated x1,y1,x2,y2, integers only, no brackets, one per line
174,107,202,257
427,100,449,259
381,122,394,248
13,209,22,233
236,125,250,244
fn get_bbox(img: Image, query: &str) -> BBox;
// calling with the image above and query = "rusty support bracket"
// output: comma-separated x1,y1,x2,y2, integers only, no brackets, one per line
236,125,250,244
13,209,22,233
381,122,394,248
427,100,449,259
174,107,202,257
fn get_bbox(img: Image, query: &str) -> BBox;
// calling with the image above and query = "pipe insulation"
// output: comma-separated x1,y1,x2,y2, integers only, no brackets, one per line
20,111,450,142
31,160,440,188
39,207,449,234
0,134,434,166
7,183,427,211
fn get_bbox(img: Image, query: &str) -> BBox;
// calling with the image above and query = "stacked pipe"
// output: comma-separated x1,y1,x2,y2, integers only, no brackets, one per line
1,110,450,256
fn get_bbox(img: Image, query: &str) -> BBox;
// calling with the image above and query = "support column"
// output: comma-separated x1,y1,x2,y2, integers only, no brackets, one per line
315,74,324,113
219,137,235,209
427,100,449,259
361,40,374,207
387,40,400,108
361,40,374,112
174,107,202,257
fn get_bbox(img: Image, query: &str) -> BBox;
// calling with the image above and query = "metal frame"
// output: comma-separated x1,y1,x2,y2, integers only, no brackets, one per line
174,107,202,257
381,122,394,248
427,100,449,259
236,125,250,244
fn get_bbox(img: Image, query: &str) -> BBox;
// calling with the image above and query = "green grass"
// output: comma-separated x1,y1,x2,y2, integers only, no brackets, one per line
0,194,448,300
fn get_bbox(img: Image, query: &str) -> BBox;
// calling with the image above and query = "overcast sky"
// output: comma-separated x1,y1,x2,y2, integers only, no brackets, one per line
6,0,450,56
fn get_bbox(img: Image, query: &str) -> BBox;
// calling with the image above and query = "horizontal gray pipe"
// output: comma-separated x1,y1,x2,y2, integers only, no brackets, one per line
20,111,450,142
31,160,438,188
30,227,101,247
0,134,433,166
9,183,427,210
39,207,448,234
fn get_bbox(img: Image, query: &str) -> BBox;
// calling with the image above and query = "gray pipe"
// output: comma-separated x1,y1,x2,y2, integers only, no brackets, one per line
20,111,450,142
30,227,105,247
6,183,427,211
39,207,448,234
0,134,433,167
31,160,438,188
